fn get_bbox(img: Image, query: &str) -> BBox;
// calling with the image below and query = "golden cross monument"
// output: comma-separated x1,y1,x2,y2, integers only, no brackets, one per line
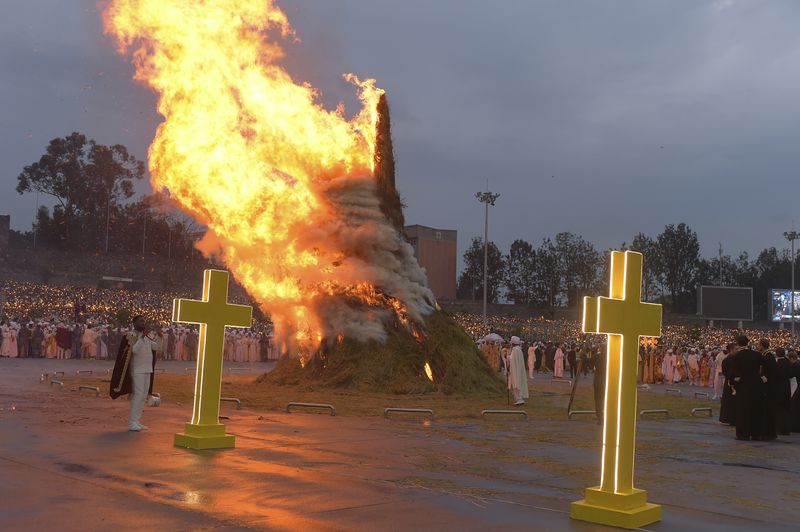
172,269,252,450
571,250,662,529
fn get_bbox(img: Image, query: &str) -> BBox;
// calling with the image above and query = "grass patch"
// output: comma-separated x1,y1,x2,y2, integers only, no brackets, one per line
259,311,505,395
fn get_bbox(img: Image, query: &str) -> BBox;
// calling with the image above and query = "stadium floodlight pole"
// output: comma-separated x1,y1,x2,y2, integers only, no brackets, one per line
785,227,799,338
475,188,500,331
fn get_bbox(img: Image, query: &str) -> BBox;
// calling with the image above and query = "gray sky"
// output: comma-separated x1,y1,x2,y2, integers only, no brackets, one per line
2,0,799,265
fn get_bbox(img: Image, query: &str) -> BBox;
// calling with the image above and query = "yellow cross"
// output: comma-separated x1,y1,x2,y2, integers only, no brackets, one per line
172,269,252,450
571,251,663,529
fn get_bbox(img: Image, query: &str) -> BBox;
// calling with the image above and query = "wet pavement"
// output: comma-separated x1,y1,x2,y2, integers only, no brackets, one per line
1,358,799,531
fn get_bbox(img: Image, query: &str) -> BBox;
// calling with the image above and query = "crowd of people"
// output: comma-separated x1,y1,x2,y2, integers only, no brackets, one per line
3,280,800,440
0,318,278,363
475,329,800,441
454,311,796,353
0,280,276,362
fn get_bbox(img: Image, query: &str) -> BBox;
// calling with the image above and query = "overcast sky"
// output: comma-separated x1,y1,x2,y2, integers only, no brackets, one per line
2,0,799,265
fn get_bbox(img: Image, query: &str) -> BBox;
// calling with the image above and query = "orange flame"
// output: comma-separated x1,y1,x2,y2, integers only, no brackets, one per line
102,0,434,358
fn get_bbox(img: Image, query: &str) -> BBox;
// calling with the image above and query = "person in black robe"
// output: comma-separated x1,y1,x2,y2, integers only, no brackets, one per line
535,344,544,371
730,335,766,441
17,323,31,357
109,317,156,400
593,348,606,424
719,343,737,425
757,338,778,441
772,347,793,436
787,351,800,433
568,346,577,379
544,342,555,372
29,324,44,358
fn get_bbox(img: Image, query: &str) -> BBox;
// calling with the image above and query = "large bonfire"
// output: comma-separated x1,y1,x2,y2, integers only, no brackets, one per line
103,0,501,393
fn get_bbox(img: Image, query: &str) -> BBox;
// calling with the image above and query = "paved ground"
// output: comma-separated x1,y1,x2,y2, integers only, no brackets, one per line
1,358,799,531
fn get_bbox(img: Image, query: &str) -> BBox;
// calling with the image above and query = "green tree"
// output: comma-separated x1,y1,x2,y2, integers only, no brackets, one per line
16,132,144,250
629,233,660,301
654,223,700,311
457,237,504,303
503,239,536,304
751,247,795,320
535,238,561,307
554,232,601,307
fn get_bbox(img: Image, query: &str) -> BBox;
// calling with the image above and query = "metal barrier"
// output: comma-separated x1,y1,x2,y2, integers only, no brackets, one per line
569,410,597,420
693,392,708,399
228,367,250,373
53,371,65,377
76,370,93,376
220,397,242,410
287,402,336,416
665,388,681,396
481,409,527,420
50,380,64,388
154,368,166,374
640,409,669,419
551,379,573,386
79,385,100,397
184,367,196,373
691,407,713,417
383,407,433,419
40,373,49,383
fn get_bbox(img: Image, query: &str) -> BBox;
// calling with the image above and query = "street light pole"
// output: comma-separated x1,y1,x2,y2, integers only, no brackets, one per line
475,189,500,331
784,227,798,338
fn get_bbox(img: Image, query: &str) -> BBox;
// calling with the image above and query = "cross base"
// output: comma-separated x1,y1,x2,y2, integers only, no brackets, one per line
571,487,661,529
174,422,235,450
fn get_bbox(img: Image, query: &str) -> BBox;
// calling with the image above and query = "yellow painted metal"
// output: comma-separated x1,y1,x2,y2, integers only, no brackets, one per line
172,269,252,449
571,251,662,529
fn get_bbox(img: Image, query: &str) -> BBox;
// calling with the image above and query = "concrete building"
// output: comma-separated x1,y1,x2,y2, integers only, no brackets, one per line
405,224,457,301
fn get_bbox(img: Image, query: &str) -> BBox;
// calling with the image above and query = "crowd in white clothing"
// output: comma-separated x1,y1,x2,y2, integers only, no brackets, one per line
0,319,279,362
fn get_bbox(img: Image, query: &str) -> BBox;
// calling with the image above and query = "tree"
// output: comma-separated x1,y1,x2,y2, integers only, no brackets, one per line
751,247,794,320
534,238,561,307
629,233,660,301
16,132,144,250
503,239,536,304
654,223,700,311
457,237,504,303
553,232,602,307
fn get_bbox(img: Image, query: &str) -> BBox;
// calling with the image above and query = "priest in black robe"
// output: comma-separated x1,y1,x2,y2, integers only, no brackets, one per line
787,352,800,433
772,347,793,436
593,348,606,424
109,317,156,400
719,343,737,426
730,335,765,441
757,339,778,441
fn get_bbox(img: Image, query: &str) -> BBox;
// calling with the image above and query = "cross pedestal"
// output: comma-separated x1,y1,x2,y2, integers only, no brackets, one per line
172,269,252,450
571,251,662,529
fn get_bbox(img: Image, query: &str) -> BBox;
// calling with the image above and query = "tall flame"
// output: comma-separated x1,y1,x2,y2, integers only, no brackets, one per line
103,0,434,357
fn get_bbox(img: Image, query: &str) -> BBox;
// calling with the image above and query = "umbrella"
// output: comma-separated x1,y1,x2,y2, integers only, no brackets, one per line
483,332,504,343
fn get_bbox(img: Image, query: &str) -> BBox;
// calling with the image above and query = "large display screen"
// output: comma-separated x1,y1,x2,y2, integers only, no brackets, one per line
770,289,800,322
698,286,753,321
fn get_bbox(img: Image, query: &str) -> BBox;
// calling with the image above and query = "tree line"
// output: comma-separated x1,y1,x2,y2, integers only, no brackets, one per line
457,223,798,319
11,132,200,260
